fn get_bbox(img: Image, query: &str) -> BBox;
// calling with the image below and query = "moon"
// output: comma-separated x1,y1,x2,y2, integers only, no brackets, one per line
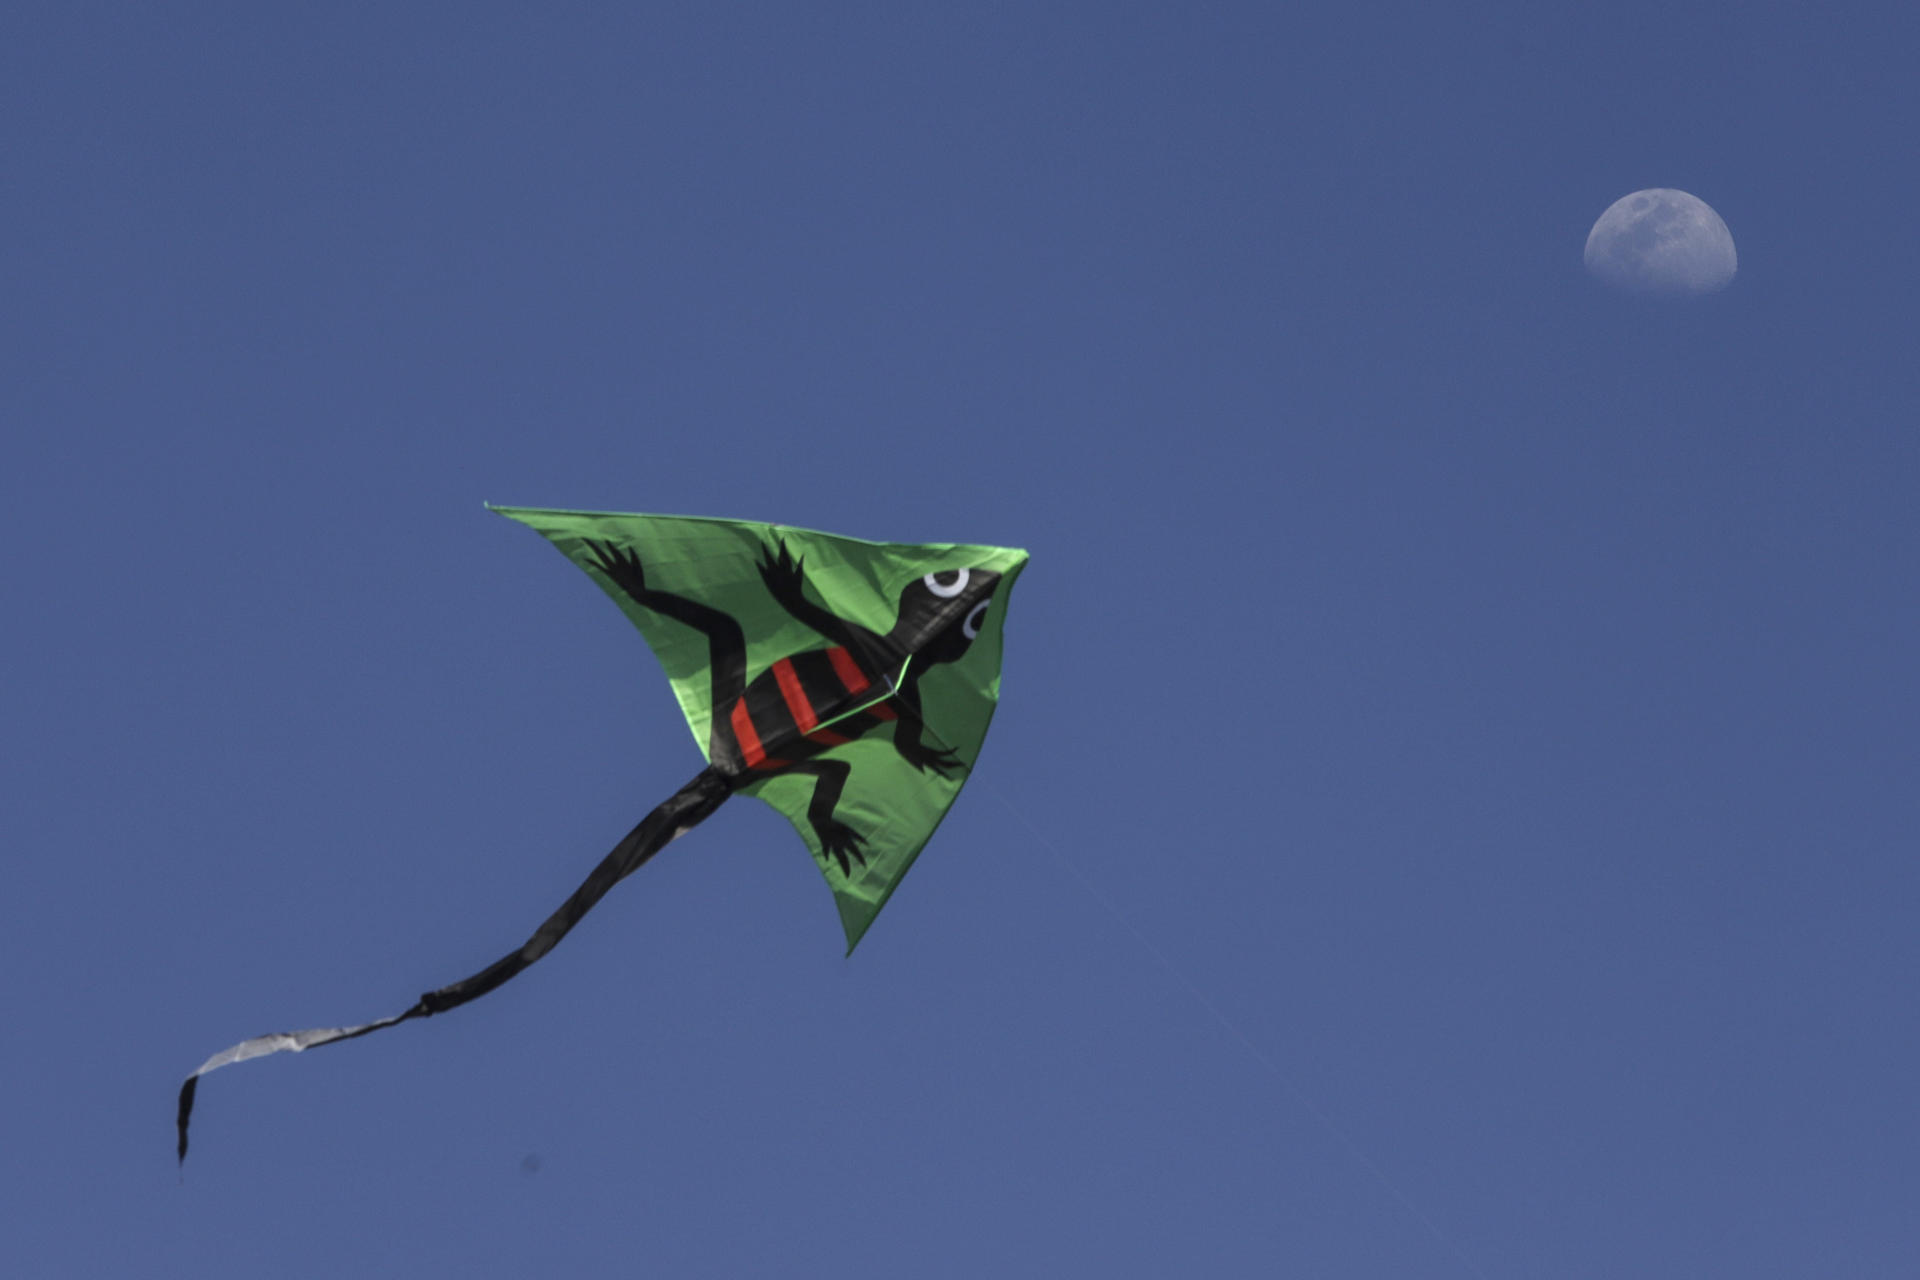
1584,189,1737,295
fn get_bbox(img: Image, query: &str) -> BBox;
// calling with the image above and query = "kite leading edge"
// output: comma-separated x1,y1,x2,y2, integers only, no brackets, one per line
176,507,1027,1163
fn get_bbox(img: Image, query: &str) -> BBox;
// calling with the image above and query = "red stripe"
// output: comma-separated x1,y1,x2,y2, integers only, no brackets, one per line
730,699,766,768
868,702,897,722
772,657,817,733
827,646,869,695
806,728,852,748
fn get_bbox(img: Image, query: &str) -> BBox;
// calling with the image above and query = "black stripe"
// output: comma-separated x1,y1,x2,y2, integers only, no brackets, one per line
788,649,853,722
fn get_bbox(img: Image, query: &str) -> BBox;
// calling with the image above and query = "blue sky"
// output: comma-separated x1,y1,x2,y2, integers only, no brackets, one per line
6,4,1918,1277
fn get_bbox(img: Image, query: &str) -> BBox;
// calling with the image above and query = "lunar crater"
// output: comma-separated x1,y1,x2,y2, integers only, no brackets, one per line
1584,188,1736,296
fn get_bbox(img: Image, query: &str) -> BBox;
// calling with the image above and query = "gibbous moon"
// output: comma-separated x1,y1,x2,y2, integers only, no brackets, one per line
1584,189,1737,295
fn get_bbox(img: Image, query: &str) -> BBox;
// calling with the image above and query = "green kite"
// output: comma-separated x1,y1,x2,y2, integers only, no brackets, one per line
177,507,1028,1161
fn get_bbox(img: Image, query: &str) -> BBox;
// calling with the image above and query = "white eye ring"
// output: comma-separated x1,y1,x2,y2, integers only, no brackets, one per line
924,569,970,599
962,601,988,639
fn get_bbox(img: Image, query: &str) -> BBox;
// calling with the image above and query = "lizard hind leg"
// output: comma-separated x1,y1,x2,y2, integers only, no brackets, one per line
779,758,864,874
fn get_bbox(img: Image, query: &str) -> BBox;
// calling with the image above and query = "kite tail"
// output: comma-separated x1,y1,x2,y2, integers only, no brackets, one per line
176,766,734,1164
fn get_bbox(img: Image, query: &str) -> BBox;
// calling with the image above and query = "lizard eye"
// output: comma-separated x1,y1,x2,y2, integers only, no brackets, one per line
924,569,970,599
962,601,988,639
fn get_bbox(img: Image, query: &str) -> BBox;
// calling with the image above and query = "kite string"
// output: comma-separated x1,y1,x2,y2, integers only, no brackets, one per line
977,782,1498,1280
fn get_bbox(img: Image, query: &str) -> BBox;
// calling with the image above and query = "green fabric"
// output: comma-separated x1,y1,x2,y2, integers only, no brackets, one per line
491,505,1028,951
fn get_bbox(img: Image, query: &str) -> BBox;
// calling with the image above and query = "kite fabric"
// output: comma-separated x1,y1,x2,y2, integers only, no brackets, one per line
175,506,1028,1162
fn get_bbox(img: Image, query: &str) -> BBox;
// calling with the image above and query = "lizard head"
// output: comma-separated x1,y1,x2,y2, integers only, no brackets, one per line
891,567,1004,666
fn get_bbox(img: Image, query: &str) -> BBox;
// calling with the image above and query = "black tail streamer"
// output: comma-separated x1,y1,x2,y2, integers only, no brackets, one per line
176,767,733,1164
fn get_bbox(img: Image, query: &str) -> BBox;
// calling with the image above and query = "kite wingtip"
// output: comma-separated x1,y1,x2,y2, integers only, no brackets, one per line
484,502,534,520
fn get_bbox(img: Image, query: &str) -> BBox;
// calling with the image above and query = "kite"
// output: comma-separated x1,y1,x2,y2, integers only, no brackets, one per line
176,506,1028,1161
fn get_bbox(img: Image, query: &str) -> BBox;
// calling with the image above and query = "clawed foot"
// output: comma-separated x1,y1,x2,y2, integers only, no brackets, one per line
816,818,868,875
757,540,807,607
585,540,648,597
899,740,964,778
